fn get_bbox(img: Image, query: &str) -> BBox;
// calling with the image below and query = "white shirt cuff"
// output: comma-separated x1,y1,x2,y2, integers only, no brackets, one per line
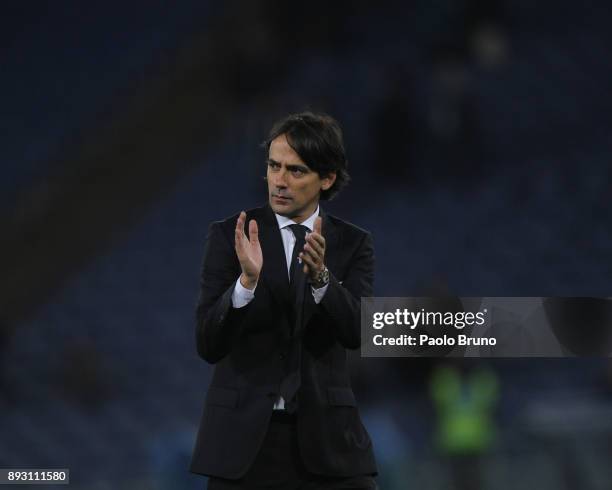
231,278,256,308
311,284,329,304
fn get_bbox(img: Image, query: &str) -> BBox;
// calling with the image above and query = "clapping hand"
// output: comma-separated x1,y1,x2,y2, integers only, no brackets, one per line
299,216,326,282
235,211,262,289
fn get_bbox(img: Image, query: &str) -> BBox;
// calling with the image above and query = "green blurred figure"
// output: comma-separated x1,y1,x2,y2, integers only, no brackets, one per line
430,364,499,490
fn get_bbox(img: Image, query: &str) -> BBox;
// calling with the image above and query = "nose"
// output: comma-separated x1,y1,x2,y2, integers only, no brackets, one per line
271,168,288,188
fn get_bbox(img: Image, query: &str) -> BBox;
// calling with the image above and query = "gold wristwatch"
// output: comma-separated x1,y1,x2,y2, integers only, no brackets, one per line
310,266,330,289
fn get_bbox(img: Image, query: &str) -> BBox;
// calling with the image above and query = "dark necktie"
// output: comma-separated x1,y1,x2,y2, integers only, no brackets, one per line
288,224,308,323
280,224,308,412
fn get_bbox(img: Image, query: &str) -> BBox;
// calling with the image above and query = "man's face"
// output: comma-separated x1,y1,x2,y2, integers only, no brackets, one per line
267,133,335,223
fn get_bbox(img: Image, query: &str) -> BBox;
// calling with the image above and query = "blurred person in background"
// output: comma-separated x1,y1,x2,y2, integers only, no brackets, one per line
430,363,499,490
190,112,378,489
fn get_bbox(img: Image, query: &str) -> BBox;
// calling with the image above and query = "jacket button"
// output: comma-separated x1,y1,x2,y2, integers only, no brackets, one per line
279,352,286,360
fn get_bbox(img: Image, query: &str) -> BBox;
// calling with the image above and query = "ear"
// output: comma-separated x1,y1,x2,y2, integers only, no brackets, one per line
321,172,337,191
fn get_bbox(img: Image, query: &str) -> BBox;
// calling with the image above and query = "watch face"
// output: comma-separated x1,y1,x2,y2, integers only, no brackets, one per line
320,268,329,283
310,267,329,287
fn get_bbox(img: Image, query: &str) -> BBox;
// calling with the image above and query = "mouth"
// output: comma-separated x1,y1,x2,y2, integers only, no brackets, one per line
272,194,292,204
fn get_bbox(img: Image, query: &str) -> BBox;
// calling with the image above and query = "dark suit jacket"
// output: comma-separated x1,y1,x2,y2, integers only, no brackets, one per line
189,204,377,479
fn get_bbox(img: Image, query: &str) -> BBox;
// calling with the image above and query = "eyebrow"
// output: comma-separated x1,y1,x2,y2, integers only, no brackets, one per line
267,158,310,172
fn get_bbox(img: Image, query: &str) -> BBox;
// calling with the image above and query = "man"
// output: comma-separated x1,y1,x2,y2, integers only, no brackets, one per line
190,112,378,489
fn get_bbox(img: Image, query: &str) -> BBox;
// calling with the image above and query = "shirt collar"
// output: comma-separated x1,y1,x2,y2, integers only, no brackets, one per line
274,205,319,232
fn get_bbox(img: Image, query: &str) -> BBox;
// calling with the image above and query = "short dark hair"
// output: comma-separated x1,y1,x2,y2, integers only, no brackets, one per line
263,111,350,200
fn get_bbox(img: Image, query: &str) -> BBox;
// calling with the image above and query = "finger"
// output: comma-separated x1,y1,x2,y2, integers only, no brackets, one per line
235,211,246,237
307,232,325,249
248,219,259,244
305,235,324,256
300,250,320,272
235,212,247,255
303,242,321,262
299,252,314,274
314,216,323,235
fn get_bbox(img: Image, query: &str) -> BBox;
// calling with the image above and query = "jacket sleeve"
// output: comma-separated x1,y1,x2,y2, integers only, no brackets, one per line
319,232,374,349
195,221,252,363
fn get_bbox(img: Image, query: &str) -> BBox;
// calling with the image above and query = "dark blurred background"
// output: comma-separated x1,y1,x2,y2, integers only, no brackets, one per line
1,1,612,489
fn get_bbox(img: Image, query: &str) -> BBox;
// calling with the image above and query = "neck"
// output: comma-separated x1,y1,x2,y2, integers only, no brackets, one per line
274,202,319,224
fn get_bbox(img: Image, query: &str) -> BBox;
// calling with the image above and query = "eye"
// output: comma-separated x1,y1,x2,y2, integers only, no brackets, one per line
291,167,307,177
268,161,280,171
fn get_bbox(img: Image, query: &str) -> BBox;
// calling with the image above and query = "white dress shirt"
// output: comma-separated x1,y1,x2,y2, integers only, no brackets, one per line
230,206,329,409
